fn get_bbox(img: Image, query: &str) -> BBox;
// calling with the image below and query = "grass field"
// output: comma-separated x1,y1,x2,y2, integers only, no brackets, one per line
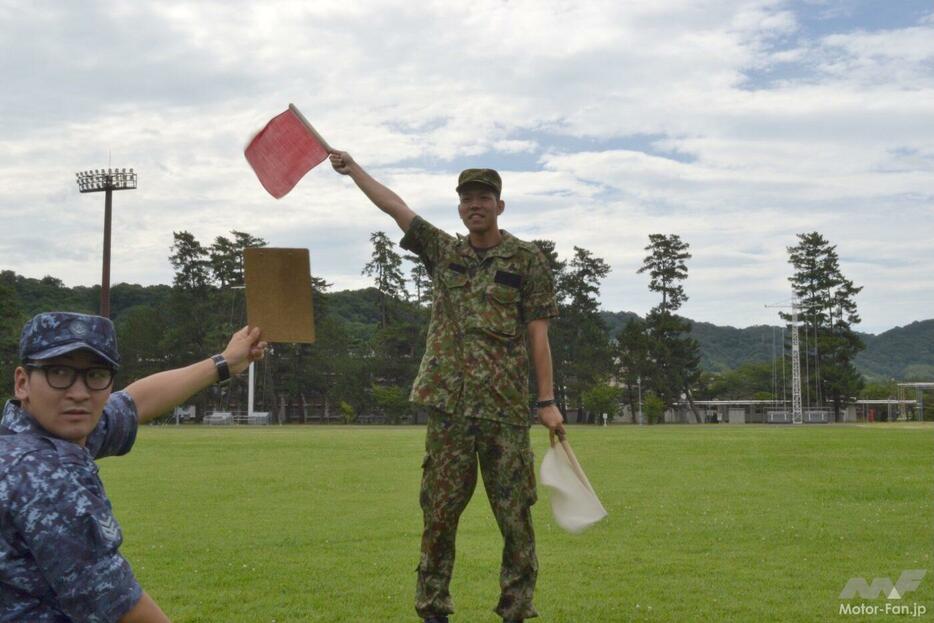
100,424,934,622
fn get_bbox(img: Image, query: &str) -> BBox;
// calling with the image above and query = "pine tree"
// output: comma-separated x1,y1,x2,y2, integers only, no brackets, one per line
362,231,406,327
553,246,612,423
164,231,216,379
169,231,212,290
615,317,651,423
404,254,433,306
782,232,864,420
638,233,691,313
531,239,566,282
638,234,702,422
209,230,268,287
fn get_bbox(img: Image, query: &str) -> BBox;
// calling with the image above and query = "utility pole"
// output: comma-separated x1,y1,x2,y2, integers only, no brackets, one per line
76,168,137,317
231,285,256,420
637,375,643,425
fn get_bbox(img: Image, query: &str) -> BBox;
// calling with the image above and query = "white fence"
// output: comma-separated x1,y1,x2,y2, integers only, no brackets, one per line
203,412,233,425
766,410,831,424
202,411,270,425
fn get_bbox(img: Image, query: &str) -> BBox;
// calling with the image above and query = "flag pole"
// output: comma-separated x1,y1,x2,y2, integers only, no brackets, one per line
552,430,597,493
288,103,333,153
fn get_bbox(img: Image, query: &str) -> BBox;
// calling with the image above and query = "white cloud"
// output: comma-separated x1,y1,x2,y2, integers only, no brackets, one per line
0,0,931,333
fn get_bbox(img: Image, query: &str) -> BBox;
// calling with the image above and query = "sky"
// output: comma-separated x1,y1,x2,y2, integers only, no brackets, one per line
1,0,932,334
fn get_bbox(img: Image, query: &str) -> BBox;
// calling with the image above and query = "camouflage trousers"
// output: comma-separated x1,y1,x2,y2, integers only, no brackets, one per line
415,410,539,621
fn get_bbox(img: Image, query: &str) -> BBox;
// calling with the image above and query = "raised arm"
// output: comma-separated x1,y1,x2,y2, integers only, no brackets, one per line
125,326,266,424
330,150,417,232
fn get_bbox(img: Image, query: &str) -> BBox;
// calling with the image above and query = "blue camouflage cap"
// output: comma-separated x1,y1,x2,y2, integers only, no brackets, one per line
19,312,120,369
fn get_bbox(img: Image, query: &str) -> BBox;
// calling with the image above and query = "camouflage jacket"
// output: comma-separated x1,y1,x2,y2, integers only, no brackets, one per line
0,392,142,622
400,216,558,426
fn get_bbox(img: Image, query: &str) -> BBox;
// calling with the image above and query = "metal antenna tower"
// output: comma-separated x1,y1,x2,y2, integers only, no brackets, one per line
765,295,804,424
789,298,803,424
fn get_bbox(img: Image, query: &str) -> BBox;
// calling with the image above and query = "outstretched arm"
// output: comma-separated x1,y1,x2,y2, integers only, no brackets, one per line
125,326,267,424
528,319,565,434
118,592,171,623
330,150,416,232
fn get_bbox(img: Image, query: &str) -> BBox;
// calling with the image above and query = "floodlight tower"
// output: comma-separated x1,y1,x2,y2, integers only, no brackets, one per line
75,168,137,317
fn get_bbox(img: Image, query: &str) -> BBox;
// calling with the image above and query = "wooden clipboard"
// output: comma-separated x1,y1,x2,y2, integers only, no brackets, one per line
244,247,316,343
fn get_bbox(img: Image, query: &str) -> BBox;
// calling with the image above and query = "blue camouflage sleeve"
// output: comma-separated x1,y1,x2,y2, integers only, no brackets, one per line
7,454,143,622
85,390,139,460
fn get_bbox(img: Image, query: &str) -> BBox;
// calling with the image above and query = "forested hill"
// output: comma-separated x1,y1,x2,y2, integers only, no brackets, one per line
856,320,934,380
602,311,934,380
3,271,931,381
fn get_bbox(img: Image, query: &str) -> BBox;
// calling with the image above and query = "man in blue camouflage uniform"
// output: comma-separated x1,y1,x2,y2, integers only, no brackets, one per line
1,312,266,622
330,151,565,623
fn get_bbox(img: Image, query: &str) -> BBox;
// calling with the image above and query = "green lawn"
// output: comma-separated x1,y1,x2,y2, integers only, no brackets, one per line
101,424,934,622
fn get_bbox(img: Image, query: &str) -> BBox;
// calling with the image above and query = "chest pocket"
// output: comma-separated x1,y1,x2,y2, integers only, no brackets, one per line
437,263,470,319
485,283,521,337
439,264,469,292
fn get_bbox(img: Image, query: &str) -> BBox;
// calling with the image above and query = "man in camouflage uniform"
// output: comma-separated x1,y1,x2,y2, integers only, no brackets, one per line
330,151,565,623
1,312,266,622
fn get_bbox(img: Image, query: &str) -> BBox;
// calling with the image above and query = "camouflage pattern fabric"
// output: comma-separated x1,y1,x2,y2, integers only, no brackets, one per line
416,410,539,620
1,392,138,459
0,393,141,622
19,312,121,369
455,168,502,195
400,216,559,427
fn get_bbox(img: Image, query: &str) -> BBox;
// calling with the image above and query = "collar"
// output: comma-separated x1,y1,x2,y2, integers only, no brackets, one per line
2,399,93,460
456,230,519,260
1,399,49,435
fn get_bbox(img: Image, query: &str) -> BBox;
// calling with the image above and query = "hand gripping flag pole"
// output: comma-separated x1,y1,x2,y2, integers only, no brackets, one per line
244,104,332,199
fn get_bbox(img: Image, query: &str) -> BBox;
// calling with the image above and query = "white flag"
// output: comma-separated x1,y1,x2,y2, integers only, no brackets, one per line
539,433,607,534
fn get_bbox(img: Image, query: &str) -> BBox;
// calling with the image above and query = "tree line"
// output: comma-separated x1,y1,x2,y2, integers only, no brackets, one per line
2,229,894,423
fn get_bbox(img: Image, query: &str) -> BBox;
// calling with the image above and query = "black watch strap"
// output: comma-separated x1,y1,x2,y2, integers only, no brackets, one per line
535,398,556,409
211,354,231,384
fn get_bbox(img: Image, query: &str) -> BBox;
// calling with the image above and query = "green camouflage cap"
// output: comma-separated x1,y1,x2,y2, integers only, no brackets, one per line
456,168,502,195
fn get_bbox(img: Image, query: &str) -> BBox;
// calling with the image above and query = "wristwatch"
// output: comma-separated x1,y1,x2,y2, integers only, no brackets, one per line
535,398,556,409
211,354,231,385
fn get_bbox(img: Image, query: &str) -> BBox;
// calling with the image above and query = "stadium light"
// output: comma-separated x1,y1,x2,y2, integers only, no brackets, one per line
75,167,138,318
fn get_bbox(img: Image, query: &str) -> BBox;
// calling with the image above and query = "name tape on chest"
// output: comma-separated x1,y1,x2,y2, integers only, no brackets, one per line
494,270,523,289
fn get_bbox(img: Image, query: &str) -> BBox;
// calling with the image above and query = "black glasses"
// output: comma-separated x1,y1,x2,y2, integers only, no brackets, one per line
26,364,115,391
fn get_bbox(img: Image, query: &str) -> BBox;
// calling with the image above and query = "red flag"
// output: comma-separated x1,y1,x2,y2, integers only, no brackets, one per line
245,106,330,199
